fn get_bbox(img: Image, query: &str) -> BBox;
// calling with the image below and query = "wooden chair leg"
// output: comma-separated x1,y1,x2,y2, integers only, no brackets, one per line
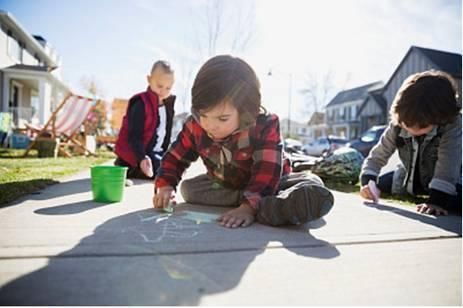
23,140,36,157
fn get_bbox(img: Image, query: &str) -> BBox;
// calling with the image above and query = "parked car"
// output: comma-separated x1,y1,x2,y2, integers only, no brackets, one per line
347,125,386,157
302,136,348,157
283,138,303,154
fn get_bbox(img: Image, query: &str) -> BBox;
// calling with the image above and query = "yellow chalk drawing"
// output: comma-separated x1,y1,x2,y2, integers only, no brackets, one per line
181,211,220,224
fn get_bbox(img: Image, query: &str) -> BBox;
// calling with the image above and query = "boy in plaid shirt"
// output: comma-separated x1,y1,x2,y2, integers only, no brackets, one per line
153,55,334,228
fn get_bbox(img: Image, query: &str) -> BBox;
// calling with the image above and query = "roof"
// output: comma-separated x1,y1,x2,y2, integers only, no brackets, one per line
3,64,54,72
383,46,462,91
2,64,70,92
307,111,325,125
357,88,388,116
416,46,462,77
0,11,58,67
326,81,383,108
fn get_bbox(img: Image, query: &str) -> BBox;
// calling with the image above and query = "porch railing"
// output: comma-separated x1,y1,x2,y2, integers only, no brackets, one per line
8,107,35,128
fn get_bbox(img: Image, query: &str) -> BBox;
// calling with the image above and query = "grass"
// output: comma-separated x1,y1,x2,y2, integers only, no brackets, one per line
0,148,116,206
323,179,427,207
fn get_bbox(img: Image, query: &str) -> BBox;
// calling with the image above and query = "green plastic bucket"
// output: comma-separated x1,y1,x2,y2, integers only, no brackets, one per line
91,166,128,203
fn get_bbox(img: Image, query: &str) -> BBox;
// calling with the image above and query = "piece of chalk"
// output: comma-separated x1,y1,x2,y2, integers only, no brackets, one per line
368,180,380,203
163,202,174,213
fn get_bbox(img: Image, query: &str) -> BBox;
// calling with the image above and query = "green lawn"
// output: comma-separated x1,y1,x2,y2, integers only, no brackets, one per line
0,148,116,206
324,179,426,207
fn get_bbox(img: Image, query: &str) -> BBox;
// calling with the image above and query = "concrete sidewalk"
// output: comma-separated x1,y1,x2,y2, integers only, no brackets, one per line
0,161,461,305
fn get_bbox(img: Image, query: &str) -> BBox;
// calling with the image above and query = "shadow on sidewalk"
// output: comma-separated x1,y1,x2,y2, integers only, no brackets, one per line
364,201,462,235
2,179,93,210
4,177,154,209
0,207,339,305
34,200,111,215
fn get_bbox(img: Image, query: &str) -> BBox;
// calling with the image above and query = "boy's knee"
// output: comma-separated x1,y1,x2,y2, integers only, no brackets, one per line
180,178,194,203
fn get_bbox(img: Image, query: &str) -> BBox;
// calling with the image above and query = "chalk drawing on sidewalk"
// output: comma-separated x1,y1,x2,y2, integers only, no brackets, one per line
180,210,219,224
121,212,200,243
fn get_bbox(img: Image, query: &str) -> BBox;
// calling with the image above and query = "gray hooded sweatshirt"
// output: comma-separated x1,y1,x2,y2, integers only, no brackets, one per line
360,114,461,197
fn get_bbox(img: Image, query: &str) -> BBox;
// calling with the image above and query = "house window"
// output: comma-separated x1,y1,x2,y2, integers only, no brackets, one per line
326,109,332,121
339,107,344,120
7,34,22,63
31,90,40,125
351,105,356,119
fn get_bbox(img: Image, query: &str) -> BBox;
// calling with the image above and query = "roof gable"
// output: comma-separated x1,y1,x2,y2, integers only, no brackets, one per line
415,46,462,77
358,88,387,115
383,45,462,91
326,81,383,107
307,111,325,125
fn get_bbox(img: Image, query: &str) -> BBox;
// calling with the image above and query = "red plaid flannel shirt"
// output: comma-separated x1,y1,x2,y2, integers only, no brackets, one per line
155,113,291,209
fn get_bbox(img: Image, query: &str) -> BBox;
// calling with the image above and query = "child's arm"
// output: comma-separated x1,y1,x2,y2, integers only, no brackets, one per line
153,117,199,206
127,98,148,163
359,123,398,199
427,115,461,209
241,114,284,211
360,123,398,183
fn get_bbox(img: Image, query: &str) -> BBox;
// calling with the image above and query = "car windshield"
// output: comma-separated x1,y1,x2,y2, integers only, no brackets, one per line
360,131,377,142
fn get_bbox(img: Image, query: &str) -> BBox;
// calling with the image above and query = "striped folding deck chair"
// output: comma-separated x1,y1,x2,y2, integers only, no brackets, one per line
23,93,96,157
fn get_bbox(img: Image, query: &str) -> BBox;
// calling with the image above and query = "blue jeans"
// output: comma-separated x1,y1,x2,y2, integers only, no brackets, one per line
378,171,462,214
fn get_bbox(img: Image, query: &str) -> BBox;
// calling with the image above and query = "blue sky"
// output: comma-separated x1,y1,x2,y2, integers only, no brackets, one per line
0,0,461,121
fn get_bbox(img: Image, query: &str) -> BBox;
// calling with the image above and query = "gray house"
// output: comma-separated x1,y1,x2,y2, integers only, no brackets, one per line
357,46,462,134
325,81,383,139
0,11,69,128
357,88,387,133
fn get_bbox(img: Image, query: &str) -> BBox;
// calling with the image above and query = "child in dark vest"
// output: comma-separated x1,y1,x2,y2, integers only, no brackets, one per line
152,55,334,228
359,70,462,215
115,60,176,180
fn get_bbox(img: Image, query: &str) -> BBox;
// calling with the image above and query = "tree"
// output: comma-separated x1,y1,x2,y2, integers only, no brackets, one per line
80,76,108,136
299,71,336,117
189,0,256,59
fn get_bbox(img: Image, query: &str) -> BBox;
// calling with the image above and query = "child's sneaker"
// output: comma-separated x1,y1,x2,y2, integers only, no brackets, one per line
256,182,334,226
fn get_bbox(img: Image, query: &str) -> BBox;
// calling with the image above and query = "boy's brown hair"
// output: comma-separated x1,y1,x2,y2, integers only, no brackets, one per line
390,70,461,127
191,55,261,128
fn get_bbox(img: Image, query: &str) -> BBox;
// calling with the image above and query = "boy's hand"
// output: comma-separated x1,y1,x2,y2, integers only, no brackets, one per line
140,156,153,178
416,203,448,216
217,203,256,228
153,186,175,209
360,182,381,202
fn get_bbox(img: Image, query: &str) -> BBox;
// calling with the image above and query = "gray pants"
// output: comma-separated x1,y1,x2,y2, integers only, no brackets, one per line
180,172,324,207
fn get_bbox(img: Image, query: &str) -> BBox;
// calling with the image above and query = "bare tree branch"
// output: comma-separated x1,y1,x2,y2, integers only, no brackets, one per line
190,0,255,58
299,71,336,117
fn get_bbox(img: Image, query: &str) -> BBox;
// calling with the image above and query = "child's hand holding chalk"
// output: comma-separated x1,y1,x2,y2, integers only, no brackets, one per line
368,180,380,203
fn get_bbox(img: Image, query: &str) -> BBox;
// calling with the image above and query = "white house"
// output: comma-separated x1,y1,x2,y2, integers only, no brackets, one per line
325,81,383,139
0,11,70,128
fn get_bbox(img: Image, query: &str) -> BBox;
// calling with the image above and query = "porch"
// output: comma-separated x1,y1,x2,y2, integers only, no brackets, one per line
1,64,69,129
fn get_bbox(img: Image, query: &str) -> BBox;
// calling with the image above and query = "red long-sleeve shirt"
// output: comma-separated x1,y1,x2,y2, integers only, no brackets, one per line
154,112,290,209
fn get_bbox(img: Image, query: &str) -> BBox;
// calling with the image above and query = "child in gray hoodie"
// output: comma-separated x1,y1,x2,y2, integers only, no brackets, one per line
359,70,461,216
